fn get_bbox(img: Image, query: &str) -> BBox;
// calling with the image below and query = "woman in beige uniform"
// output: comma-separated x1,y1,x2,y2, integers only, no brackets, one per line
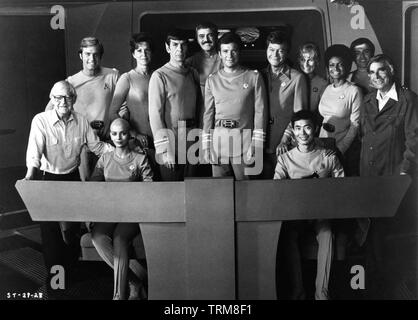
108,33,159,177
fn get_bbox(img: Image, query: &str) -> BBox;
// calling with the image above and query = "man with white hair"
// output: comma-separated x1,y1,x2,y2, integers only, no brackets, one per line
360,54,418,297
25,80,112,298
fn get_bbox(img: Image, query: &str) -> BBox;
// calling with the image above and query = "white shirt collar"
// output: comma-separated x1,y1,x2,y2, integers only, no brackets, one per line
376,82,398,103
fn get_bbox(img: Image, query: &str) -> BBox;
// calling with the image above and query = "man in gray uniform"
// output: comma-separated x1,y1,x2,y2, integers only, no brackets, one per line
148,29,201,181
202,32,267,180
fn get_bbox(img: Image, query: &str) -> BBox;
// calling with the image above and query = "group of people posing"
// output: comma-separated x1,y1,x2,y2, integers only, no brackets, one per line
24,21,418,300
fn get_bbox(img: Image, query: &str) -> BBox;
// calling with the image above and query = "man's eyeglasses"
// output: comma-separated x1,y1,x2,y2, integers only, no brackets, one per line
52,95,73,102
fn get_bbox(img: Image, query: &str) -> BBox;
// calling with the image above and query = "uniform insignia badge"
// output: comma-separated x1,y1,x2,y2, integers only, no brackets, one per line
243,83,249,89
104,83,109,90
339,94,345,99
313,87,318,92
281,82,286,87
129,164,135,171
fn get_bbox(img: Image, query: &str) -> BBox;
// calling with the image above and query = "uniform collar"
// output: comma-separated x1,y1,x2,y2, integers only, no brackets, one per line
268,64,291,80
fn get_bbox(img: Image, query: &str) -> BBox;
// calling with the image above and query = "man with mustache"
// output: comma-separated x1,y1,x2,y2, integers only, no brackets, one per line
186,22,222,177
186,22,222,97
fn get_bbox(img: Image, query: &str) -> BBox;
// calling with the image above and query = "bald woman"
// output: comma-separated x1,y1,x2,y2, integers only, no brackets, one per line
90,118,153,300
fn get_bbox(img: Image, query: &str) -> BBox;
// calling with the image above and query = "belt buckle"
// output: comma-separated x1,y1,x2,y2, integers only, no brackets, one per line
223,120,235,128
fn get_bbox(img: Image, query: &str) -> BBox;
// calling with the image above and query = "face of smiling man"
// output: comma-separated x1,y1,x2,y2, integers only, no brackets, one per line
80,45,101,75
293,118,315,148
51,82,75,120
368,61,394,93
197,28,217,54
266,42,288,69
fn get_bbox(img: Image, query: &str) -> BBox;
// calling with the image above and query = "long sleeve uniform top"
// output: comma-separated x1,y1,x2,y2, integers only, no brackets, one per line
202,68,267,157
274,144,345,180
108,69,153,139
148,63,201,155
318,81,362,154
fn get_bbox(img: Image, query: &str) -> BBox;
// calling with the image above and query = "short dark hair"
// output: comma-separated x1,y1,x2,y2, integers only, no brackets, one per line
195,21,218,35
350,37,375,57
298,42,321,63
367,54,395,79
78,37,104,58
324,44,353,77
129,32,154,53
291,110,316,128
217,32,242,51
265,31,290,50
165,28,188,45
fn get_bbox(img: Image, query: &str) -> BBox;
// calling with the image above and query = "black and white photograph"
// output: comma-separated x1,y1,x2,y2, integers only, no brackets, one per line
0,0,417,308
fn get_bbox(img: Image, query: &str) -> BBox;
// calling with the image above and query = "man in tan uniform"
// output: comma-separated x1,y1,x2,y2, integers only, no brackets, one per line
202,32,267,179
148,29,201,181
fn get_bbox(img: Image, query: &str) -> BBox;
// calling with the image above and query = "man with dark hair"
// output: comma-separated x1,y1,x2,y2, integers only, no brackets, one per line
202,32,267,180
360,54,418,296
47,37,119,140
186,22,222,96
186,22,222,177
148,29,201,181
275,110,344,300
261,31,308,178
349,37,376,94
45,37,119,180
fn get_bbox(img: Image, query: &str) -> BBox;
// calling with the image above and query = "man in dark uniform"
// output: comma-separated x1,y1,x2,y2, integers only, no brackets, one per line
260,31,308,178
360,54,418,297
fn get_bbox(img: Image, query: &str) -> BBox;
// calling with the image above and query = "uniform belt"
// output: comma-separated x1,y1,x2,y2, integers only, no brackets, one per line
90,120,104,130
217,119,239,129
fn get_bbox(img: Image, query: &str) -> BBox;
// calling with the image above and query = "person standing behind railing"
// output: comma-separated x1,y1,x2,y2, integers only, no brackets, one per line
24,80,113,299
359,54,418,298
